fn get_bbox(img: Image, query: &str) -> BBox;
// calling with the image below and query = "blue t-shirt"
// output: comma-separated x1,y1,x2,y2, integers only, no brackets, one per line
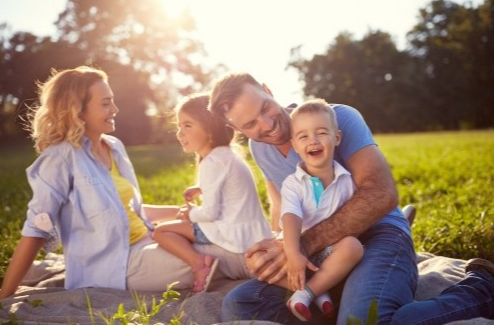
249,104,411,236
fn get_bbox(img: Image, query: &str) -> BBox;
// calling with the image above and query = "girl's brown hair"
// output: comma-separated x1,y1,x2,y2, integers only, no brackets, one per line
175,92,234,148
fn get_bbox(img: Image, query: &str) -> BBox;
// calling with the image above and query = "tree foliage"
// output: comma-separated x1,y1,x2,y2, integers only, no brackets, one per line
289,31,425,132
289,0,494,132
1,0,493,142
408,0,494,129
0,0,215,145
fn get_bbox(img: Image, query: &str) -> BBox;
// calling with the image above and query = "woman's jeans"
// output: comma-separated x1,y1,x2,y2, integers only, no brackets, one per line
222,223,494,324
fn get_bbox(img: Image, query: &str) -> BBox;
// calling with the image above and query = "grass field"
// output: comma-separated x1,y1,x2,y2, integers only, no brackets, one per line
1,130,493,284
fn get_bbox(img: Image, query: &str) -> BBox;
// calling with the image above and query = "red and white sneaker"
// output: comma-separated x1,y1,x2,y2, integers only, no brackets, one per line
319,300,334,318
287,299,312,321
315,293,335,318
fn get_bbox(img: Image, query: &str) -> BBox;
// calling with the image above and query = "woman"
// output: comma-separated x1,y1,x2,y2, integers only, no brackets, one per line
0,66,251,299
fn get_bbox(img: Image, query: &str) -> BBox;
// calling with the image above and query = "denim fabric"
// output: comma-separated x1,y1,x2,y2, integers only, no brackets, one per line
221,224,418,325
222,223,494,324
192,222,212,245
390,268,494,324
221,278,333,325
338,224,418,324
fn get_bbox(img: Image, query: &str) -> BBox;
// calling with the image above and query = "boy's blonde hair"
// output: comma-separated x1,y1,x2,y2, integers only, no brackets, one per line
290,98,338,132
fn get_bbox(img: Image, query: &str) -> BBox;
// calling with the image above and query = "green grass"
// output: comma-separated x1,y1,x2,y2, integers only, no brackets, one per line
376,130,494,261
1,130,493,285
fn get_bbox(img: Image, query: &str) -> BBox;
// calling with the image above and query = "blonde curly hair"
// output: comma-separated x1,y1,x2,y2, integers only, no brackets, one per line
29,66,108,153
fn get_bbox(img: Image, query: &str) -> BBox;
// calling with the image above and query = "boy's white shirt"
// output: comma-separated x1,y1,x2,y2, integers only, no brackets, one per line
280,160,356,233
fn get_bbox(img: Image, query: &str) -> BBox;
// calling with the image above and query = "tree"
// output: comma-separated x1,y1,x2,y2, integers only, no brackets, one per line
55,1,212,101
0,0,215,144
55,0,217,144
289,0,494,132
289,31,424,133
0,26,87,141
407,0,494,129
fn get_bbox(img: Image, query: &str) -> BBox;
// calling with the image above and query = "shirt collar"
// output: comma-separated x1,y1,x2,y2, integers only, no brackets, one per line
81,134,117,150
294,160,351,182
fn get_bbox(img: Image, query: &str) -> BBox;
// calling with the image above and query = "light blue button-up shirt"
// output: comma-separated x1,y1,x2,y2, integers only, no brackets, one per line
21,135,152,290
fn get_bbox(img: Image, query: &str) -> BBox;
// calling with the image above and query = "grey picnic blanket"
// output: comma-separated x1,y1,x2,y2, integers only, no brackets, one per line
0,252,492,325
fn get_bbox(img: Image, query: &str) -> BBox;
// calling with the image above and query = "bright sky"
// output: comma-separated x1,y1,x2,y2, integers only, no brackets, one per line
0,0,483,105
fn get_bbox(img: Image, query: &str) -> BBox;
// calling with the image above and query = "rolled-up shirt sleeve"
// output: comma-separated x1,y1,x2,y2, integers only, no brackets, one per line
22,148,70,250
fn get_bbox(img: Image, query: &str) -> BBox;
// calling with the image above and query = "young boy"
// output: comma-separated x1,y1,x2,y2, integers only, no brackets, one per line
280,99,364,321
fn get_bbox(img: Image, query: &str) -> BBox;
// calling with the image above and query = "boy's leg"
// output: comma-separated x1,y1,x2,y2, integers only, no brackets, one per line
307,236,363,297
337,224,418,325
288,236,362,321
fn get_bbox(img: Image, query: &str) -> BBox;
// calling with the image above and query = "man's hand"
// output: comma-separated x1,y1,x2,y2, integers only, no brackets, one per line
245,238,288,283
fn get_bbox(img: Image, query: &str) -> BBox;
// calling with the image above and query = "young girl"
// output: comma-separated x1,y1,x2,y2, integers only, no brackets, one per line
152,93,272,294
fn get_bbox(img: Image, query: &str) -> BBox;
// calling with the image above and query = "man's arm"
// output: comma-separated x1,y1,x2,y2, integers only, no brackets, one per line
245,179,286,280
300,145,398,255
266,180,282,233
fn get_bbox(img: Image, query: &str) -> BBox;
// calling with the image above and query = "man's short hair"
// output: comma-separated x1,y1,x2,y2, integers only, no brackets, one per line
209,72,263,119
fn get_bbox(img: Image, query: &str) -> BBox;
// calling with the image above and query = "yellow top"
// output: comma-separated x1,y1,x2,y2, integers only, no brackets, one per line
110,154,148,245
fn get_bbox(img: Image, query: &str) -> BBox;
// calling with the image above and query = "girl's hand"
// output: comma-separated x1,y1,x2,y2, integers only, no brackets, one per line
176,203,193,220
183,186,202,203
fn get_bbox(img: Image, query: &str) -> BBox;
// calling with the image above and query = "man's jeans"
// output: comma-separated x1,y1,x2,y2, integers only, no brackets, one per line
391,268,494,324
222,223,494,324
221,224,418,324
